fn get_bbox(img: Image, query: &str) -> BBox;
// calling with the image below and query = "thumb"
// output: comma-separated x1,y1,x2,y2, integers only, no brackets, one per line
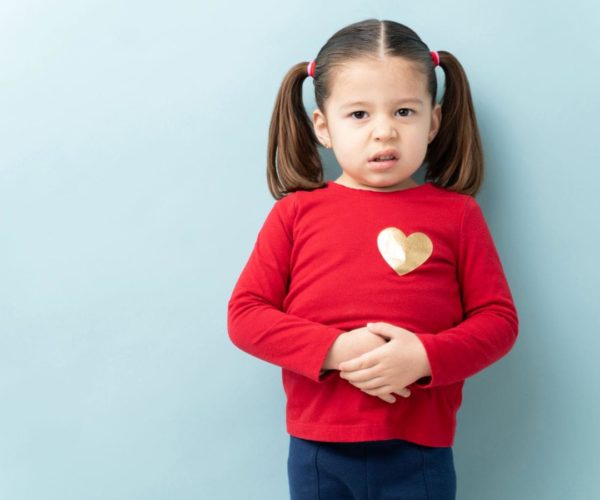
366,322,400,340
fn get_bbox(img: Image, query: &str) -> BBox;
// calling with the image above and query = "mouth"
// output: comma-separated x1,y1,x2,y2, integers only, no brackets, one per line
368,149,399,163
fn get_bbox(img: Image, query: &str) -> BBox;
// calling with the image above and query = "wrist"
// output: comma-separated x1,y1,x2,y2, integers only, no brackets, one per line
322,332,348,370
411,333,431,379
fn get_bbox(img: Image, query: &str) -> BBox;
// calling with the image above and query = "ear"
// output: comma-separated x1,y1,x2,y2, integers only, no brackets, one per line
312,108,331,148
428,104,442,144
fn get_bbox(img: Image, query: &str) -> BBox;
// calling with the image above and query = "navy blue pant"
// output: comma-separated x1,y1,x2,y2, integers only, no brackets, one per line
287,436,456,500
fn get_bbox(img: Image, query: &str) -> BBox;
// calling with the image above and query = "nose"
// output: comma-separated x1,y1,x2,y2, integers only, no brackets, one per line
372,117,398,142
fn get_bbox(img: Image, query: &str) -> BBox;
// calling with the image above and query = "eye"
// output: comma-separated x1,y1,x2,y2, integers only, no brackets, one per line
350,111,367,119
396,108,414,117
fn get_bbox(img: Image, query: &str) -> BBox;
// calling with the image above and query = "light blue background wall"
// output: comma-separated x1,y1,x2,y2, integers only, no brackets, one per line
1,1,598,499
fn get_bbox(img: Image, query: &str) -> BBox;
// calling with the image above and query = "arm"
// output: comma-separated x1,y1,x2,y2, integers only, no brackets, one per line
411,196,519,388
338,197,518,394
227,196,344,383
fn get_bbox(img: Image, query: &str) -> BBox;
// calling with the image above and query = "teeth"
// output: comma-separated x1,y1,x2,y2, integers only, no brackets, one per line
375,155,395,161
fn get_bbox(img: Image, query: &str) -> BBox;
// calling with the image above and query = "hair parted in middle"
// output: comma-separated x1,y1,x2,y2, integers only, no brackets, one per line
266,18,484,200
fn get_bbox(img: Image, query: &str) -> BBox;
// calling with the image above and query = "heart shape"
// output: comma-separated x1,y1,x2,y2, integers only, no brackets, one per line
377,227,433,276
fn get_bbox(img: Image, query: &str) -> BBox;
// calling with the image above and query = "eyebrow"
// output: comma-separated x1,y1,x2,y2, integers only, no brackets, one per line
340,98,424,109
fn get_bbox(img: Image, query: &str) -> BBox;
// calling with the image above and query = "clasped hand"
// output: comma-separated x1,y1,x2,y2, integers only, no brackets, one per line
338,322,430,404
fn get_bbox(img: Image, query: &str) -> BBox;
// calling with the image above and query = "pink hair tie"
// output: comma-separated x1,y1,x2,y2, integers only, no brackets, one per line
307,60,316,78
430,50,440,67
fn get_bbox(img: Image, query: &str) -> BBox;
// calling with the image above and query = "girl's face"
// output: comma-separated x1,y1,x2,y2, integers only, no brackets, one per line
312,56,441,192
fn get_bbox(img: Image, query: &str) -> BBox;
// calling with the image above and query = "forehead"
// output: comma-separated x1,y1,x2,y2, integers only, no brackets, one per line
325,56,429,108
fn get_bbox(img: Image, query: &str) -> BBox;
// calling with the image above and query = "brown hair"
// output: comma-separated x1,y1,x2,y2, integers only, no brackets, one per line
266,19,484,199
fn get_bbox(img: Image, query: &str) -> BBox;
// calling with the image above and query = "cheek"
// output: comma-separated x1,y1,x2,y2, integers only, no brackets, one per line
406,135,431,160
329,126,349,143
408,128,431,148
334,131,359,149
334,125,357,139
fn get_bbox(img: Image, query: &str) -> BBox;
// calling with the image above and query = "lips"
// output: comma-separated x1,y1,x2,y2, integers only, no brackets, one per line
368,149,399,162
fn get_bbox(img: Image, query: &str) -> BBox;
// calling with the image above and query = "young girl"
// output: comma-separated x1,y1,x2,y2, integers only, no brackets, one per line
227,18,518,500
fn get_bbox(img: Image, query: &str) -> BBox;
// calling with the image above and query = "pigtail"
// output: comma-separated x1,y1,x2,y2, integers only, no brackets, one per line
266,62,325,200
425,51,484,197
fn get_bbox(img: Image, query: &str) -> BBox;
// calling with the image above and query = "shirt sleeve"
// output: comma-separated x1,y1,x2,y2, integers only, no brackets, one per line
227,195,344,383
410,196,519,389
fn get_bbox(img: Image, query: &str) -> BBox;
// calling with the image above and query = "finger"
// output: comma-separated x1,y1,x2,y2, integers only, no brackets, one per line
360,385,411,400
367,322,407,340
378,393,396,404
338,354,379,372
395,388,412,398
347,376,386,390
366,322,395,337
360,384,394,397
339,365,380,383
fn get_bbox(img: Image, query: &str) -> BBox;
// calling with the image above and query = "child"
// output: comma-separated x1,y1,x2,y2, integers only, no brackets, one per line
227,18,518,500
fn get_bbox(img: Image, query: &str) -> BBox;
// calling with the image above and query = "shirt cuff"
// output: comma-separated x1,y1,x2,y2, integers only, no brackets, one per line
318,369,336,381
409,333,435,389
308,329,345,383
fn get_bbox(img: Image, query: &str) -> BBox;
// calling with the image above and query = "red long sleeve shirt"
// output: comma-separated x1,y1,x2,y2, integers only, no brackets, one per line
227,180,518,447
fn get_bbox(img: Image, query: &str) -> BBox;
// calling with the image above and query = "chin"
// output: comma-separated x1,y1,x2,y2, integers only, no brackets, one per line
370,177,409,187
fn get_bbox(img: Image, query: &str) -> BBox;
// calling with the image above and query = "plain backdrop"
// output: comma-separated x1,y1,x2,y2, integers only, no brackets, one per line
1,1,599,499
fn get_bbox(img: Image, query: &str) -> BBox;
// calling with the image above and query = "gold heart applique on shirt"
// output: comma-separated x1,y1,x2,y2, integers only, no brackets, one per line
377,227,433,276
